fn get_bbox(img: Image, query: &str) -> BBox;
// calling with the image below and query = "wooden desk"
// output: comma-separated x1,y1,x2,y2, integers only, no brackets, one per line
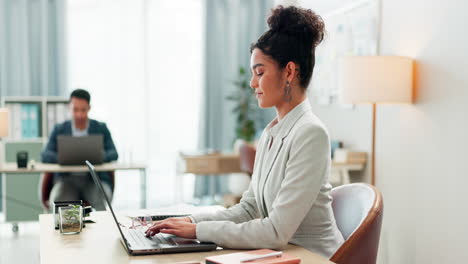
181,154,241,174
177,153,366,202
330,161,366,185
176,154,242,203
0,162,148,208
39,209,334,264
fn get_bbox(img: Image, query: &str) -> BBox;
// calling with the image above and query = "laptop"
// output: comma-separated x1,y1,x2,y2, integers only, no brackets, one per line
58,135,104,165
85,160,218,255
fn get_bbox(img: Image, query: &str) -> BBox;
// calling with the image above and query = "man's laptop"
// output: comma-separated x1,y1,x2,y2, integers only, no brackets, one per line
58,135,104,165
85,160,217,255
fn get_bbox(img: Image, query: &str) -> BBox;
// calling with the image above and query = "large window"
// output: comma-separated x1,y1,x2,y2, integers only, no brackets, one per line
67,0,202,208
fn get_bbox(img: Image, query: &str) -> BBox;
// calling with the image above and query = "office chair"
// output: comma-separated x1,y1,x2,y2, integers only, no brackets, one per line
239,140,256,176
330,183,384,264
39,171,115,210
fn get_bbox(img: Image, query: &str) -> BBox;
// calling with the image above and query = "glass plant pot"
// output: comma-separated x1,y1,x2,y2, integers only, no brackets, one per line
59,205,83,235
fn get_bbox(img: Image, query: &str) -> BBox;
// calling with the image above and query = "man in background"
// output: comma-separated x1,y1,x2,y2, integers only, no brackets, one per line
41,89,118,210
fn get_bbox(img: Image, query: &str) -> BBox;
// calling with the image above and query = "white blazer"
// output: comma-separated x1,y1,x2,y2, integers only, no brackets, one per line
190,99,344,258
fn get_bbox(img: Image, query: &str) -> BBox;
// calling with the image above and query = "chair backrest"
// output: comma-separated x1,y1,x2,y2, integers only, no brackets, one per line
40,172,55,210
40,171,115,210
330,183,383,264
238,140,256,176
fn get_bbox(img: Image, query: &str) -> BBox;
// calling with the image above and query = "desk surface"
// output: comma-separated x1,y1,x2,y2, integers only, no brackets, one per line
0,162,146,173
331,161,364,170
181,153,364,175
40,209,334,264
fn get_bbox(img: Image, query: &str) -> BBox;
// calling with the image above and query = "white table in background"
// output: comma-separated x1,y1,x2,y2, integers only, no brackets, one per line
0,162,148,208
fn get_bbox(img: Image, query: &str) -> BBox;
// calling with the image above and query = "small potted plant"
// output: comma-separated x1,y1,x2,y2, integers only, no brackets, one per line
59,204,83,234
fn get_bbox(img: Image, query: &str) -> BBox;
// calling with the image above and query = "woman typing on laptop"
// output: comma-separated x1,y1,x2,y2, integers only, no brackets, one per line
146,5,344,258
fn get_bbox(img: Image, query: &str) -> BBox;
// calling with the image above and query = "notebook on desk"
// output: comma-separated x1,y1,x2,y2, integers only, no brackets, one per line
206,249,301,264
86,160,217,255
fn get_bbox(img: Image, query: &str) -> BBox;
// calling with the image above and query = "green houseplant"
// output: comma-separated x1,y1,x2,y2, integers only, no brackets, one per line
226,66,258,142
59,204,83,234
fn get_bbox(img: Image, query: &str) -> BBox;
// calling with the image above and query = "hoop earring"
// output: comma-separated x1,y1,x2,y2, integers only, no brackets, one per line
283,81,293,102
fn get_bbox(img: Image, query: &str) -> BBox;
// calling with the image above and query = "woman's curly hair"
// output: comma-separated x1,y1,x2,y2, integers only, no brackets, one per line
251,5,325,89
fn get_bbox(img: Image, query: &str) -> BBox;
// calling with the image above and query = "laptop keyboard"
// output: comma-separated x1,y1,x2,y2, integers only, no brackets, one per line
126,228,176,248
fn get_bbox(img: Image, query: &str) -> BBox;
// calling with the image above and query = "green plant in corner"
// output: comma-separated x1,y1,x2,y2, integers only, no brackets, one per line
226,66,257,142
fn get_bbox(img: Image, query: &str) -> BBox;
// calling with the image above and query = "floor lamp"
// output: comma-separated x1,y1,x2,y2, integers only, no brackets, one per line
338,56,414,185
0,108,9,168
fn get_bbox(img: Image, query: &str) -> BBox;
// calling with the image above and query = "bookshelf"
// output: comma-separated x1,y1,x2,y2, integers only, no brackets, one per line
0,96,69,223
1,96,70,142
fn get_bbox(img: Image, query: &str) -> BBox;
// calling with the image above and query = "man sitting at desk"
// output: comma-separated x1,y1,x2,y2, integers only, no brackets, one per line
41,89,118,210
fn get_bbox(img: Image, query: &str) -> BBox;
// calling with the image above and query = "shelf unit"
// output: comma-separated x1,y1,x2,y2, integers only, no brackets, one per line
1,96,69,142
0,96,69,226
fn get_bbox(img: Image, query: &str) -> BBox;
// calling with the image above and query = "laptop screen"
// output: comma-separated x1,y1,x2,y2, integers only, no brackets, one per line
59,136,104,165
85,160,130,251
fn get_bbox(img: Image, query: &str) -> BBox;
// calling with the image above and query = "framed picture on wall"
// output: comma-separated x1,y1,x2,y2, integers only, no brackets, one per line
309,0,380,105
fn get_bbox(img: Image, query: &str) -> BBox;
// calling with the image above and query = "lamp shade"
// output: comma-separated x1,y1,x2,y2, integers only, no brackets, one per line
0,108,9,137
339,56,414,104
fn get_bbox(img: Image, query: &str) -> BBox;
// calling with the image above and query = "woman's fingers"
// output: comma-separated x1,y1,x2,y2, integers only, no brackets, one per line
145,221,196,239
145,220,166,235
145,221,177,236
145,224,157,236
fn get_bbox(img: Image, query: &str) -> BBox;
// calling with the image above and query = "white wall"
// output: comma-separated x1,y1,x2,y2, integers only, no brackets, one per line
376,0,468,262
276,0,357,14
301,0,468,262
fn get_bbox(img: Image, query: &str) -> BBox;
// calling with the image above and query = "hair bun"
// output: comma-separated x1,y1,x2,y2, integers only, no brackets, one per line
267,5,325,47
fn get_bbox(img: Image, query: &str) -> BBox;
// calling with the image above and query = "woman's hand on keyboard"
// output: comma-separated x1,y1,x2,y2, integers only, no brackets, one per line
145,217,196,239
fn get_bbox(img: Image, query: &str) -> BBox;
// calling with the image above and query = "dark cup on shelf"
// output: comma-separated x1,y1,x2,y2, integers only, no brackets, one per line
16,151,28,168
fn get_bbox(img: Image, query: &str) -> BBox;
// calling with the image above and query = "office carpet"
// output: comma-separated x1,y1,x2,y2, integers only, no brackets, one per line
0,218,40,264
